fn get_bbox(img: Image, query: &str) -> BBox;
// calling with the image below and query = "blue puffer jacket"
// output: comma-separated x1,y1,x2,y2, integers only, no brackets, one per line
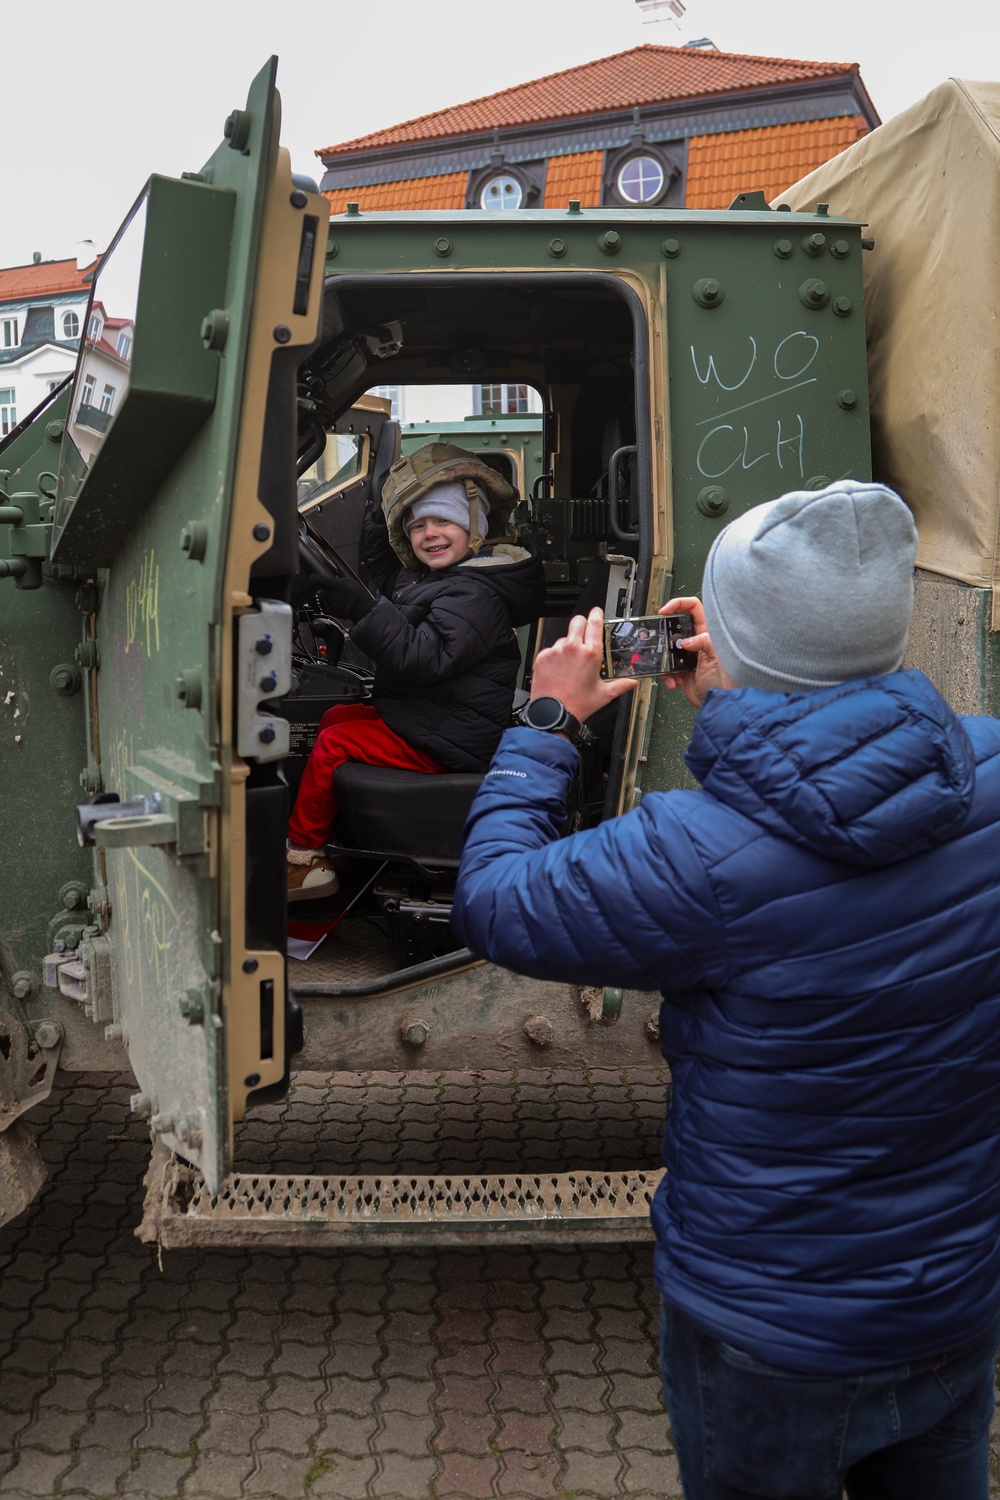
452,670,1000,1373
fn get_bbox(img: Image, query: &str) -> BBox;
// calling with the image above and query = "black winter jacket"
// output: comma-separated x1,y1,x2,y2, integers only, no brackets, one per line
349,543,545,771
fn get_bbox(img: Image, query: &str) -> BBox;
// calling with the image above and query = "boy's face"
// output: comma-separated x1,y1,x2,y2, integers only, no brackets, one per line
408,515,472,570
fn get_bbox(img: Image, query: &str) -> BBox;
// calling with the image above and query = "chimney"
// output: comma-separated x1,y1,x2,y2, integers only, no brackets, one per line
32,251,41,264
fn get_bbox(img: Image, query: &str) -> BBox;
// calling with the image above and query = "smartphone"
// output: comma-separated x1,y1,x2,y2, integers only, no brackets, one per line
603,613,698,678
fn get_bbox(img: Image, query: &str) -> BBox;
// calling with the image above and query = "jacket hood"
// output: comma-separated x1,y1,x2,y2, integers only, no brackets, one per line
453,542,545,628
685,670,976,869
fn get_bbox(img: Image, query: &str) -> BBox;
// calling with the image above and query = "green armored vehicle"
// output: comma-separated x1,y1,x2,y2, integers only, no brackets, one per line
0,59,878,1244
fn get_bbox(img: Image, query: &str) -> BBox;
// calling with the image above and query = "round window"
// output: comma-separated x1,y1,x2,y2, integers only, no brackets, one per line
480,175,523,211
62,311,80,339
617,156,666,205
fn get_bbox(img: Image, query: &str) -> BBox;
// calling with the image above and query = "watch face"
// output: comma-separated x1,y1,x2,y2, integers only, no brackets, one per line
526,695,565,731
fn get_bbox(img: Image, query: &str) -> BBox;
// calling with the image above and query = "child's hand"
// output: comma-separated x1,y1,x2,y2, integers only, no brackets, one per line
529,608,637,722
318,574,376,622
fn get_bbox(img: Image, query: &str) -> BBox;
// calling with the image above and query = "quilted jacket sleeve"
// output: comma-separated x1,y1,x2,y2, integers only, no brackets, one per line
452,727,728,992
349,586,507,684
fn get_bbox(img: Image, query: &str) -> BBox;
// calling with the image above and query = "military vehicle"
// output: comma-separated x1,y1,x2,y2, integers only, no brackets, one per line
0,58,876,1245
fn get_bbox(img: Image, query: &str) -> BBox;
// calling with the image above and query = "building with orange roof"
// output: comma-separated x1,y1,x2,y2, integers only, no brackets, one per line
313,41,877,425
0,256,94,437
316,42,878,217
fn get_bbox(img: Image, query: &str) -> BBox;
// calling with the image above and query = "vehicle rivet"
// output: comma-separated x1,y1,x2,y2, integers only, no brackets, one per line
49,663,82,696
224,109,251,152
178,990,205,1025
245,1073,261,1088
175,670,203,710
74,640,99,670
258,725,276,745
346,202,361,216
243,958,259,974
59,882,88,910
547,237,567,258
861,236,876,252
11,971,35,1001
830,239,851,259
568,199,582,214
34,1021,62,1050
693,278,724,308
253,523,271,542
799,278,830,310
837,389,858,410
46,420,65,442
255,634,273,654
273,325,292,344
697,486,729,517
326,240,339,259
259,672,278,693
180,521,209,561
661,238,681,258
832,296,853,317
773,238,793,259
290,189,308,209
402,1019,430,1046
433,237,453,258
802,232,827,256
598,230,621,254
200,310,229,352
150,1112,176,1136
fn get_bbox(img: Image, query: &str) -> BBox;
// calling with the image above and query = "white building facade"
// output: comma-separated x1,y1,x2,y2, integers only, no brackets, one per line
0,257,94,437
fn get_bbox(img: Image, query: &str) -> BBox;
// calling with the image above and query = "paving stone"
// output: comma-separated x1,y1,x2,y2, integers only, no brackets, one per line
253,1410,320,1456
372,1451,439,1495
316,1410,378,1459
493,1374,550,1414
134,1407,199,1452
120,1449,192,1496
544,1338,600,1376
16,1403,89,1452
559,1448,624,1495
497,1451,562,1497
37,1372,103,1410
616,1408,672,1450
309,1453,379,1498
184,1451,253,1498
77,1404,146,1448
557,1406,616,1451
0,1448,71,1495
607,1373,667,1413
599,1338,658,1376
58,1446,133,1495
316,1376,381,1419
435,1451,501,1497
243,1449,317,1494
620,1446,684,1494
377,1340,437,1381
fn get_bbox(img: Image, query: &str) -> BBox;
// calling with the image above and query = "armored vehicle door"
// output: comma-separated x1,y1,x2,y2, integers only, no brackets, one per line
2,58,328,1193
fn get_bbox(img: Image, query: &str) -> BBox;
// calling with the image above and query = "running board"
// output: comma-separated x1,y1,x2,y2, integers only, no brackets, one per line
138,1144,662,1248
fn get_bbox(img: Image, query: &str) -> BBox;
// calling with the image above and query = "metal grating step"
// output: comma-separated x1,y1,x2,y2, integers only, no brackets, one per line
139,1147,664,1247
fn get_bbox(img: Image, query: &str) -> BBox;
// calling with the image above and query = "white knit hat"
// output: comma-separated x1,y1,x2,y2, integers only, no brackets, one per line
403,481,490,543
701,480,918,693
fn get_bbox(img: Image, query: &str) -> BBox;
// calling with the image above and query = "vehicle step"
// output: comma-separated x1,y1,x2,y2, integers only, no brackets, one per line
139,1147,663,1248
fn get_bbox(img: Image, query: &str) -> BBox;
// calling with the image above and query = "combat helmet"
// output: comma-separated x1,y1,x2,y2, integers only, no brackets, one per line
381,442,519,569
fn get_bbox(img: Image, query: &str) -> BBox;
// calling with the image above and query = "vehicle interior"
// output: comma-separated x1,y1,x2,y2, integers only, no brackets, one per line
274,271,654,991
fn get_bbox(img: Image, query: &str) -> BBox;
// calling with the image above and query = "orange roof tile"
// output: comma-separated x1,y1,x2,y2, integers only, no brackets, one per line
324,172,469,214
0,257,95,302
543,151,605,209
684,116,869,209
318,45,861,157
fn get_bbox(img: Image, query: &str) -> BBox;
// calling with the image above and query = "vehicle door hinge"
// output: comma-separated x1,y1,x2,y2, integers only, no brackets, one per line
43,934,114,1024
236,600,292,763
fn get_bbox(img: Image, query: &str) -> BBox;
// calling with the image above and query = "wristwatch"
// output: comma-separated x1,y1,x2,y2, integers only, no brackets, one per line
518,695,583,741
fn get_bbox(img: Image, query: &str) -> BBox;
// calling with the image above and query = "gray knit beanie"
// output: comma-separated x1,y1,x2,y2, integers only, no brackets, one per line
701,480,918,694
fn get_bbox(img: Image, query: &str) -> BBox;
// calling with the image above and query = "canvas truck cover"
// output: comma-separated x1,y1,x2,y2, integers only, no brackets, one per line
776,80,1000,625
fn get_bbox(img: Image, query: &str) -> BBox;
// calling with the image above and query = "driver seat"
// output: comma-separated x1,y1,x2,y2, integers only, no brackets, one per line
331,763,483,868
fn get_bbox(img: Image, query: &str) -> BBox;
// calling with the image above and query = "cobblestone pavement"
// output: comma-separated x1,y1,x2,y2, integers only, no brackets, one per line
0,1068,682,1500
3,1069,1000,1500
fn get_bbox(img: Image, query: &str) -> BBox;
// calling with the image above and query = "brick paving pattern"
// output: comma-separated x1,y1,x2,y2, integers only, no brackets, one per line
0,1069,998,1499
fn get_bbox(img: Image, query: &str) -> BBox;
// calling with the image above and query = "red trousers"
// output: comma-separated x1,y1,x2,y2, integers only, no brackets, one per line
288,703,444,848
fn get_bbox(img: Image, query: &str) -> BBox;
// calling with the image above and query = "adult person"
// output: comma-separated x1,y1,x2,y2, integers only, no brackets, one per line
287,444,544,900
451,479,1000,1500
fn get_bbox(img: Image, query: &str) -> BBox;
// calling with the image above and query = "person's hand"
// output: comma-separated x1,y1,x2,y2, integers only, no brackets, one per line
529,608,637,722
317,574,376,622
658,596,733,709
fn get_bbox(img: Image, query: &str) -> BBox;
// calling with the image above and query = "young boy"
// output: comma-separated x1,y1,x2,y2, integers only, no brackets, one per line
287,443,546,900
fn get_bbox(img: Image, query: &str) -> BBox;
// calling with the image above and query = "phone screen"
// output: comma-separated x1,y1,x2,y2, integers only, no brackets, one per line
603,613,697,678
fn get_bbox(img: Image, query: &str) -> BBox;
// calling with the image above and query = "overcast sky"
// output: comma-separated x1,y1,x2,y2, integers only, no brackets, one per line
3,0,994,270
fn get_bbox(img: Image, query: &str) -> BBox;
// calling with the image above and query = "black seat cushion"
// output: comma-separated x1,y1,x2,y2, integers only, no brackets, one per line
332,763,483,864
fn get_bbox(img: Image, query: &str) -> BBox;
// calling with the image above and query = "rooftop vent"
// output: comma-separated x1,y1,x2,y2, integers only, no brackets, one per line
683,37,719,48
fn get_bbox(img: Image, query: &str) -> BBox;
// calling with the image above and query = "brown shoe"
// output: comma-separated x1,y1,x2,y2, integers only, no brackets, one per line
286,848,340,903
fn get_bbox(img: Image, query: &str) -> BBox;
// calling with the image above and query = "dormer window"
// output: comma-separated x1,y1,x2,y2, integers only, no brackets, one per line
117,331,132,360
616,155,666,204
480,175,523,211
63,311,80,340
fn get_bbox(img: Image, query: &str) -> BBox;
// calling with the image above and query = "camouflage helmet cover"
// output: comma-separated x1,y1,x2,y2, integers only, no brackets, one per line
381,442,519,568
